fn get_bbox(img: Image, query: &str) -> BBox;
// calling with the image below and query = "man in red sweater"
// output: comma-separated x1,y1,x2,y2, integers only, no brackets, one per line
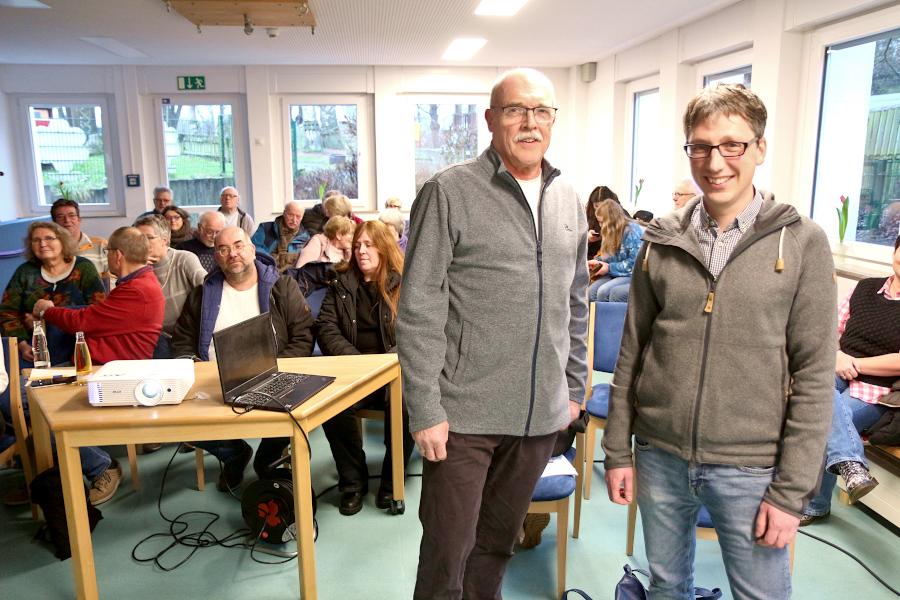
33,227,164,364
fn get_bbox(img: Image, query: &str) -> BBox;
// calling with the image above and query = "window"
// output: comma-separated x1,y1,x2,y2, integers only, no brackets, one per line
413,102,485,192
289,103,358,201
160,101,235,207
17,95,122,215
703,65,752,88
630,88,660,206
811,28,900,247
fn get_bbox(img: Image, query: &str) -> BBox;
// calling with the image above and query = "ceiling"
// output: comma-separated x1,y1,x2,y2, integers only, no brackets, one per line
0,0,740,67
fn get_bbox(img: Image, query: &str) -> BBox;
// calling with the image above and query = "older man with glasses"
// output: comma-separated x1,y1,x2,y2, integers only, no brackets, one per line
176,210,226,273
170,227,315,491
50,199,109,282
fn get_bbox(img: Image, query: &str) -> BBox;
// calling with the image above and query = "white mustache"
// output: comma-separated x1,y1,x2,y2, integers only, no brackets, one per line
514,131,543,143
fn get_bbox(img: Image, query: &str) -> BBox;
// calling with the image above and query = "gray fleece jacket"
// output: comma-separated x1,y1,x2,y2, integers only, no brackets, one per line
602,196,837,516
397,146,590,437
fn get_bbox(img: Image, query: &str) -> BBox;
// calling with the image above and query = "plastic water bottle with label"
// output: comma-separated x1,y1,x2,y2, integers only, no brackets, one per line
32,320,50,368
74,331,92,383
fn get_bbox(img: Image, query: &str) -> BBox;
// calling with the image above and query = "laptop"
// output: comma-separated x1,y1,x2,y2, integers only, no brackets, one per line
213,313,335,412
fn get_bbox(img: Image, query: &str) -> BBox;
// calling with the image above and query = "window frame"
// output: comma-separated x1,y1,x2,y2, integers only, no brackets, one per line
695,49,753,90
13,93,124,217
795,4,900,265
624,75,660,208
151,94,250,212
279,94,374,212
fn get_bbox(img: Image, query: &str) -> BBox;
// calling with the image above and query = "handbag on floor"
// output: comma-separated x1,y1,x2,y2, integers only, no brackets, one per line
615,564,722,600
30,466,103,560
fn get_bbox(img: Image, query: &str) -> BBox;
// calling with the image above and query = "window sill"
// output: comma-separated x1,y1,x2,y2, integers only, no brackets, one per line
833,250,891,281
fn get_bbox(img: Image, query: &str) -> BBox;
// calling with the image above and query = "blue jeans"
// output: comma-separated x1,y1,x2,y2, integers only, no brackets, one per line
588,275,632,302
1,376,111,480
804,377,887,516
635,439,791,600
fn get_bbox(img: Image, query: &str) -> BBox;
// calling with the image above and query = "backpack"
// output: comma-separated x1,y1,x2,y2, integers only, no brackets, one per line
30,467,103,560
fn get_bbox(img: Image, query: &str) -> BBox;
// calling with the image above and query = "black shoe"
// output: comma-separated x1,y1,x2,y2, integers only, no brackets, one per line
799,512,829,527
375,487,392,510
339,491,364,515
217,441,253,492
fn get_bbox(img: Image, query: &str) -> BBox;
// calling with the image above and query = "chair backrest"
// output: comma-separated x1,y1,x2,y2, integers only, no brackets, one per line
1,337,23,438
306,287,328,320
593,302,627,373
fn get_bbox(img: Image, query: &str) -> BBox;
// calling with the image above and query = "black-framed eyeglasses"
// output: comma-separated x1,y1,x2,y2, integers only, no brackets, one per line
492,105,558,124
684,138,757,159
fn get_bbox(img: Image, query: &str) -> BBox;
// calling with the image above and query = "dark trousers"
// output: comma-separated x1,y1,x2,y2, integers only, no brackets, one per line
414,430,556,600
320,385,414,493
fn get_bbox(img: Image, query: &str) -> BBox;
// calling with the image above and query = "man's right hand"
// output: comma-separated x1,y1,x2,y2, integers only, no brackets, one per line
605,466,634,505
18,340,34,363
412,420,449,462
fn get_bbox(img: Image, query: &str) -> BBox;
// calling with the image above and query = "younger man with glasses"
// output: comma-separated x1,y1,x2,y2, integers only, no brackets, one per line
603,84,836,599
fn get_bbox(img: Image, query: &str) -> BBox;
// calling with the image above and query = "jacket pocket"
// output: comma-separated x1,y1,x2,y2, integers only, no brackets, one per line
449,320,471,384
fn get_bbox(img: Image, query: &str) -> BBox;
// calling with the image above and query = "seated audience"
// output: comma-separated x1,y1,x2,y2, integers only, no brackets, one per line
588,198,644,302
586,186,625,258
384,197,402,210
295,216,354,269
801,234,900,525
133,215,206,358
378,208,407,252
302,192,362,235
162,205,193,247
0,221,105,365
170,227,315,491
29,227,164,505
315,220,413,515
251,200,310,271
218,186,255,236
177,210,225,273
138,186,174,219
672,177,700,209
51,198,109,281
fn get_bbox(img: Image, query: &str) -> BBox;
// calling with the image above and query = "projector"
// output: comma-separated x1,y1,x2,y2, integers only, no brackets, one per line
87,359,195,407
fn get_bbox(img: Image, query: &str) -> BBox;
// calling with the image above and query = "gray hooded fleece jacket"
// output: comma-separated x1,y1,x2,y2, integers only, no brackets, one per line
602,197,837,517
397,146,590,437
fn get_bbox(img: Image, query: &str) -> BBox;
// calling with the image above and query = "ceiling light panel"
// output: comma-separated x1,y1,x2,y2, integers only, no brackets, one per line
474,0,529,17
442,38,487,61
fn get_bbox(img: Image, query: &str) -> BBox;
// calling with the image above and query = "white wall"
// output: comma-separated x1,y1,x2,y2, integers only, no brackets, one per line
0,86,20,222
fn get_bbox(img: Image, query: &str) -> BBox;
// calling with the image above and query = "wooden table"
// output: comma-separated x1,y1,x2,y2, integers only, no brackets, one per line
28,354,404,600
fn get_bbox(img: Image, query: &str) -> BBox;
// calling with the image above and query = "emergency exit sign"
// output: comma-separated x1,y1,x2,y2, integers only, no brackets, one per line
177,75,206,90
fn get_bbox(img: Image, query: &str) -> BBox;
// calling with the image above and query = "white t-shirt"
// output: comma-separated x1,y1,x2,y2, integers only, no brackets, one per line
207,281,260,361
515,175,543,231
221,210,240,228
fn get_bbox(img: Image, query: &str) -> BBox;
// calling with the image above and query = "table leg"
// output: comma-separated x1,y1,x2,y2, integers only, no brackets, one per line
292,428,317,599
389,372,405,511
30,390,53,473
57,431,98,600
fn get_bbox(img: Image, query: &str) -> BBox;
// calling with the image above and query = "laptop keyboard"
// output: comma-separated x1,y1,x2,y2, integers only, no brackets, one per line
255,372,311,398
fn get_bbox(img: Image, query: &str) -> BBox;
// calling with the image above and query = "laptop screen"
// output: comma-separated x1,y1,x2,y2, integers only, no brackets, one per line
213,313,278,400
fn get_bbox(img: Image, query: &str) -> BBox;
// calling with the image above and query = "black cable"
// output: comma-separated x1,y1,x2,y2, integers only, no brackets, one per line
798,529,900,596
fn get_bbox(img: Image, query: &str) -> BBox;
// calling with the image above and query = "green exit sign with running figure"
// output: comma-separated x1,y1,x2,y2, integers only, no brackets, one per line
177,75,206,90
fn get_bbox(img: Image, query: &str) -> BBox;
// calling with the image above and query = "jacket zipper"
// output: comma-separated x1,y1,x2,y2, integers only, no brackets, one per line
692,277,716,461
524,180,548,436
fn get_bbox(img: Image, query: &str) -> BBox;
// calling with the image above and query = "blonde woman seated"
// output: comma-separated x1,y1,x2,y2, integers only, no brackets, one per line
295,216,355,268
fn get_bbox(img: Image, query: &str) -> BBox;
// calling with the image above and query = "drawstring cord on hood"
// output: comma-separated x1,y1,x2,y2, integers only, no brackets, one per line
642,242,652,272
775,227,786,272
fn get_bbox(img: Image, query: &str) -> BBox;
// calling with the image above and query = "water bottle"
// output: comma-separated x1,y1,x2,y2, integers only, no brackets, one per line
32,320,50,368
74,331,92,383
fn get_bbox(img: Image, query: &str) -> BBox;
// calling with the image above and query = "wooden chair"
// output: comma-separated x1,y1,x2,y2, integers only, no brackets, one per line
1,337,39,518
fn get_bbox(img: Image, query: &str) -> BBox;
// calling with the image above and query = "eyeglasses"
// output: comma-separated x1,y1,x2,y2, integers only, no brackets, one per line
31,236,59,244
684,139,757,159
672,192,695,200
143,234,159,241
215,241,246,256
165,215,183,222
492,105,558,125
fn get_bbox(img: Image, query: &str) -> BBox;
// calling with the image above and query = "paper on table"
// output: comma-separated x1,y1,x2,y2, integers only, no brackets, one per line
28,367,77,384
540,453,578,478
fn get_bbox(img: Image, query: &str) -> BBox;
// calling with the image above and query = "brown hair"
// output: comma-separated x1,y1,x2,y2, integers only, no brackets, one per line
683,83,767,140
339,220,404,320
50,198,80,220
595,199,630,257
323,215,355,240
323,194,353,218
24,221,77,264
108,227,150,264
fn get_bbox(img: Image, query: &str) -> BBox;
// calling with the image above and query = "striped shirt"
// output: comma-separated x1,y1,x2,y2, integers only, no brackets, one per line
837,276,900,404
690,190,764,279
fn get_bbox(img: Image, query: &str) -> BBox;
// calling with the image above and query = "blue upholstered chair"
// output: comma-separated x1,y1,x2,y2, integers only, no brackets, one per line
581,301,627,500
306,287,327,357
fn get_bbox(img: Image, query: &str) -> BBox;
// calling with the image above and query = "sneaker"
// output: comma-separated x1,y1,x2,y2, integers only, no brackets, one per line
89,460,122,506
217,441,253,492
837,461,879,503
136,443,163,455
519,512,551,549
799,512,829,527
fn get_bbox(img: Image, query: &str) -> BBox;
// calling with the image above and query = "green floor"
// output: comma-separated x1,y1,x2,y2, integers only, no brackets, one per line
1,423,899,599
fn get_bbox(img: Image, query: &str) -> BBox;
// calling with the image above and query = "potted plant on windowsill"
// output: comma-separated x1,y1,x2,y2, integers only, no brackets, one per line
836,194,850,246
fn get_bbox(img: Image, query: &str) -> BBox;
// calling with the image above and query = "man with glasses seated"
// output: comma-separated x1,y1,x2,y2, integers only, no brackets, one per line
177,210,226,273
170,227,315,492
671,177,700,210
50,199,109,284
137,186,174,219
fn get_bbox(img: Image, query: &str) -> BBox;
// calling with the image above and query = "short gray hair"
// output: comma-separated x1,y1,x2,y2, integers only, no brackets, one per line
152,186,172,197
134,214,171,244
489,68,557,107
199,210,226,228
378,209,405,239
